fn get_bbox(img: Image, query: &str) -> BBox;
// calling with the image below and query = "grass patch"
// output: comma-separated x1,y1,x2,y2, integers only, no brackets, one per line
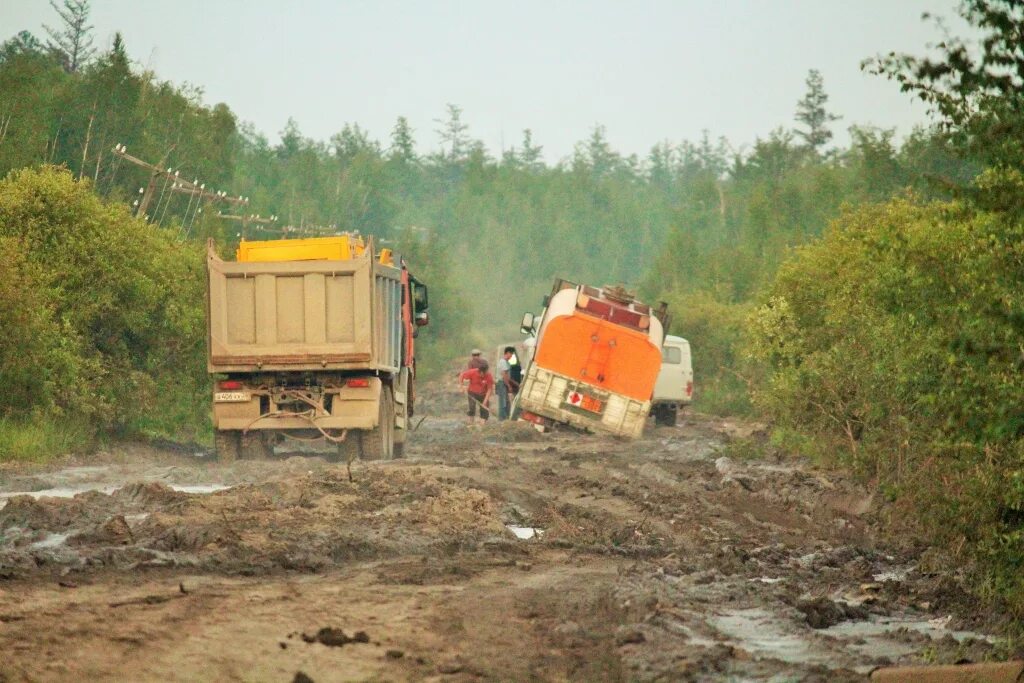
0,416,93,463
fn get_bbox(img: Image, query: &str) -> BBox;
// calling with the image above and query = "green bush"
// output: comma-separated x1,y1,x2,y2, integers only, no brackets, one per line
749,184,1024,613
0,166,207,442
662,289,753,415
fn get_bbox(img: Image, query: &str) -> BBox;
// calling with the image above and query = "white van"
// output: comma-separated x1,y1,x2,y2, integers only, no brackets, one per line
651,335,693,426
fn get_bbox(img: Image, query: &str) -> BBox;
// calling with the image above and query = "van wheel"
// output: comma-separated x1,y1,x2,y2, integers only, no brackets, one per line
361,390,395,460
654,405,677,427
214,431,240,462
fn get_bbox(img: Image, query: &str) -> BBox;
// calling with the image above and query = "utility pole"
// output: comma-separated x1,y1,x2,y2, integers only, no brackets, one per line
111,143,248,220
217,212,278,240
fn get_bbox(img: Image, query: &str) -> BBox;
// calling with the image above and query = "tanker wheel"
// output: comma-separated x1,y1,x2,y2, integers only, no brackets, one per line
360,390,395,461
239,432,274,460
214,430,240,462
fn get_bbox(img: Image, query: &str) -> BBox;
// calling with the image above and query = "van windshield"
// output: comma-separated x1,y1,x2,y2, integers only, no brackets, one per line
662,346,681,364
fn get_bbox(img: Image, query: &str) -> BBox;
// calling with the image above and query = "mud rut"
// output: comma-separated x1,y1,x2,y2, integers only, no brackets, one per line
0,392,1011,682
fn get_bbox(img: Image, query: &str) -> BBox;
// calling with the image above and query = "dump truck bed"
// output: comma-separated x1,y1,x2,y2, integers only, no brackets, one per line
206,244,402,373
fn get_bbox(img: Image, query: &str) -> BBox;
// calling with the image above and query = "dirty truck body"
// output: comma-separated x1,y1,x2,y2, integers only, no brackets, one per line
206,236,427,461
517,280,666,439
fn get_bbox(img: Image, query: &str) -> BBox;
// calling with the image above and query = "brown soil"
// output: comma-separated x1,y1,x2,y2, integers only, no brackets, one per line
0,393,1015,682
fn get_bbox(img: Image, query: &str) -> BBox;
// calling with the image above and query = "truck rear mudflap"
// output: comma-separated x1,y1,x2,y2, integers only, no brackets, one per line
517,365,650,438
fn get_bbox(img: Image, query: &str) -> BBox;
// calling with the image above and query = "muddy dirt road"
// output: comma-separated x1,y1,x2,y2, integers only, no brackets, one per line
0,397,1012,681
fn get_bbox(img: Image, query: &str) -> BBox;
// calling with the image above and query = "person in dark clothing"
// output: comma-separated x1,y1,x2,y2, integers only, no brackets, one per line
496,346,517,420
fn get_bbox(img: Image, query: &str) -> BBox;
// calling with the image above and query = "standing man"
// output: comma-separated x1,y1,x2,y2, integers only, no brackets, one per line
496,346,516,420
459,359,494,425
468,348,484,369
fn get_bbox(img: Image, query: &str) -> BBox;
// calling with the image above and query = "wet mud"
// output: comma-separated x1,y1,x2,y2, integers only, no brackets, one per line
0,389,1017,681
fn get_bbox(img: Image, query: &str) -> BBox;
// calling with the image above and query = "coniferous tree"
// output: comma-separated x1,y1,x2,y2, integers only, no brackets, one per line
434,104,469,162
794,69,840,152
44,0,95,73
389,116,416,163
519,129,544,171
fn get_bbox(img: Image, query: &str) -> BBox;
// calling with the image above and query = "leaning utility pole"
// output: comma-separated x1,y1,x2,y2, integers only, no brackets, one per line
110,143,248,220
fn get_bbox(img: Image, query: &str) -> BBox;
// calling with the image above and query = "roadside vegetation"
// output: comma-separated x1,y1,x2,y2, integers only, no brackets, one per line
0,167,207,457
0,0,1022,616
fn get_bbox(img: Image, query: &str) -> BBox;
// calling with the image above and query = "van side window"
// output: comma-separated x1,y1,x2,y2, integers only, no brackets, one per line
662,346,681,364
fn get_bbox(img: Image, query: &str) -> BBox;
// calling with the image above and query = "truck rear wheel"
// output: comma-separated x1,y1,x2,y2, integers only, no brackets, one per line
332,431,360,463
393,393,407,459
240,432,274,459
214,430,240,462
361,390,395,460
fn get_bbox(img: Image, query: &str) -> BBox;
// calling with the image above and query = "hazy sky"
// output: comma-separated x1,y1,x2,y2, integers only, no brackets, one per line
2,0,966,162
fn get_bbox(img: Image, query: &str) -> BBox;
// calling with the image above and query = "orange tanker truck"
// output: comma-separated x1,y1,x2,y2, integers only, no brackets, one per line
514,280,668,438
206,234,428,461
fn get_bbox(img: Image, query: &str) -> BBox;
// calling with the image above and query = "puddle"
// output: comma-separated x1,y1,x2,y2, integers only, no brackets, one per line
0,483,231,509
169,484,231,494
0,485,119,504
873,567,912,582
827,613,992,645
708,608,826,667
29,532,72,550
506,525,544,540
705,607,994,673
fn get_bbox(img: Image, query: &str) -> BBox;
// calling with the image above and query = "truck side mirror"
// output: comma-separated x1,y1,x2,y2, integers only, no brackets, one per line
520,312,535,335
415,311,430,327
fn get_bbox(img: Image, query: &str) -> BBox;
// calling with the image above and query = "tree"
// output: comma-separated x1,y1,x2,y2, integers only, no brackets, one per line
331,123,378,163
44,0,96,73
434,103,469,162
794,69,840,152
389,116,416,163
519,129,544,171
0,31,45,63
864,0,1024,175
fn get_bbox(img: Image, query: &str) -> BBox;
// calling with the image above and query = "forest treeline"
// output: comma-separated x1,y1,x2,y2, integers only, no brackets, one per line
2,0,1024,616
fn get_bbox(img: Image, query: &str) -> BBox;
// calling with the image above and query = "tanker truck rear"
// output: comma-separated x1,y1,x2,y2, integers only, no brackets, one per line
206,235,428,461
515,280,667,438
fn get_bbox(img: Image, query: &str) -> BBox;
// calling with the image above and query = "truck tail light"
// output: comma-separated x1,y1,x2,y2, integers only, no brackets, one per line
686,381,693,397
219,380,243,390
346,378,370,388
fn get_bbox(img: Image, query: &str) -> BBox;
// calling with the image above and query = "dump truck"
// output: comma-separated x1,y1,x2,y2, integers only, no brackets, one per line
515,280,667,438
206,235,428,461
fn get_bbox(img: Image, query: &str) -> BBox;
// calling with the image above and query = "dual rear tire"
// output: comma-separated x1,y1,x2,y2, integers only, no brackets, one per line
334,387,402,461
214,431,275,461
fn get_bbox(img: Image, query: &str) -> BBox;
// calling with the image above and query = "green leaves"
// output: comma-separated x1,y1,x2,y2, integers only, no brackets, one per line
0,166,206,437
754,194,1024,615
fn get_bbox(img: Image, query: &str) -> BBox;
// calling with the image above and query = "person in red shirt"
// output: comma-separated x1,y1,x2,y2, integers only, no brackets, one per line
458,360,494,424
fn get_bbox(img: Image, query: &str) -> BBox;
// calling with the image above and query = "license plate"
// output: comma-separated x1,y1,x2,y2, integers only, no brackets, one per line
566,391,604,413
214,391,250,402
580,395,604,413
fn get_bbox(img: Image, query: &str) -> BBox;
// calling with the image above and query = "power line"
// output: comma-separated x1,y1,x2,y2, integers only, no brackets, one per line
110,143,249,224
